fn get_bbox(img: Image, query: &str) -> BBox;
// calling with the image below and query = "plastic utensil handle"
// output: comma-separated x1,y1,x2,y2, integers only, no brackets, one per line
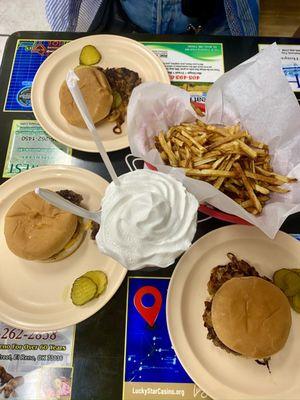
35,188,101,224
66,70,120,186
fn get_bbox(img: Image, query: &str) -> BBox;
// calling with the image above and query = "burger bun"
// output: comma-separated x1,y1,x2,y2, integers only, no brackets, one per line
211,276,292,359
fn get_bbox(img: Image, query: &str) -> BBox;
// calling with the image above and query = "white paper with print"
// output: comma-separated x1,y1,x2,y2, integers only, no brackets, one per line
127,44,300,239
259,44,300,92
0,323,74,399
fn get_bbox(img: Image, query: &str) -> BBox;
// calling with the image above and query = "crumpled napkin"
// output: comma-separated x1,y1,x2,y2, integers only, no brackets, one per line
127,44,300,238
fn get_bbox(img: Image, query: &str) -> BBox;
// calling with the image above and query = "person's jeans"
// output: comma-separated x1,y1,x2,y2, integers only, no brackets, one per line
120,0,230,35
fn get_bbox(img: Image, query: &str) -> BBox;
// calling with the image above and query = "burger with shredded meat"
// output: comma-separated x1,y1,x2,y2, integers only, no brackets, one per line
203,253,292,365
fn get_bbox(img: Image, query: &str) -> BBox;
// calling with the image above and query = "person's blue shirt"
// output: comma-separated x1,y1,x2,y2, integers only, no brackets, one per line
45,0,259,36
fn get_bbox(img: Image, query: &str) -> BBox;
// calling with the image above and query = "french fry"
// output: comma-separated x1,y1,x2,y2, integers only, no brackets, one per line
271,173,296,183
172,137,184,147
252,148,267,155
158,132,178,167
219,141,240,153
231,178,243,187
212,156,226,170
214,156,237,190
250,139,266,149
234,162,262,213
194,164,213,170
255,166,295,183
195,134,207,144
224,182,240,195
160,151,168,162
245,171,283,185
185,169,236,177
254,184,270,195
246,207,259,215
203,150,222,158
241,199,254,208
255,166,273,176
180,130,206,152
194,157,217,167
175,133,193,147
258,195,270,202
206,176,219,182
190,146,204,157
207,132,247,150
174,150,180,161
238,140,257,159
267,185,290,193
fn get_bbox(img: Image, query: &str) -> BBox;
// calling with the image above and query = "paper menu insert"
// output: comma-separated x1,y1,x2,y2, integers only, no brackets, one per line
259,44,300,92
3,120,72,178
4,39,69,112
143,42,224,112
123,277,211,400
0,323,74,399
142,42,224,83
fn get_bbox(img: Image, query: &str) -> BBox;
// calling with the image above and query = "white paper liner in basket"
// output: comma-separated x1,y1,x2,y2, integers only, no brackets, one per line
127,44,300,239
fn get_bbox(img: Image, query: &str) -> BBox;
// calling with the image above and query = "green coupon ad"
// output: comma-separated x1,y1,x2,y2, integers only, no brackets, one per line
142,42,224,83
3,120,73,178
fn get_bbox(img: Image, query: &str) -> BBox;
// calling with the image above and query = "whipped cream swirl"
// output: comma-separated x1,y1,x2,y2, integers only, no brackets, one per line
97,170,198,270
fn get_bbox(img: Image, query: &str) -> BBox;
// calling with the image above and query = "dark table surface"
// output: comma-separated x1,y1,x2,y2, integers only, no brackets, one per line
0,31,300,400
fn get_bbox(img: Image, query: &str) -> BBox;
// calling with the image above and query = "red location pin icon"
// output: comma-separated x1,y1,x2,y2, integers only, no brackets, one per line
134,286,162,327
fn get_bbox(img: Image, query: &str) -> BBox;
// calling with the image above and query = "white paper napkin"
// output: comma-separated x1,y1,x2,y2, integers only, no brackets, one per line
127,44,300,238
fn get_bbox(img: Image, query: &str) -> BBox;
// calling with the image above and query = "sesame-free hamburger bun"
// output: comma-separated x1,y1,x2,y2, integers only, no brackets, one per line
59,66,113,128
4,191,84,261
211,277,292,359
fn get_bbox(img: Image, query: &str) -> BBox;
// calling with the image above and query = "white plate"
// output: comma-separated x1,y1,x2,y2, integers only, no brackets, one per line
0,165,127,331
167,225,300,400
31,35,170,153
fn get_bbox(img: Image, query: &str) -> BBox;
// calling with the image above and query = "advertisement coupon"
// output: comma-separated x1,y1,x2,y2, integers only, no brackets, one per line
0,323,75,399
143,42,224,83
3,120,73,178
143,42,224,112
259,44,300,92
123,277,211,400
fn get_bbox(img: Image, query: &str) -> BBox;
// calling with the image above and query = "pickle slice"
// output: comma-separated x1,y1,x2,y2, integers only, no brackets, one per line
112,91,122,109
79,45,101,66
71,276,97,306
273,268,290,290
283,270,300,296
291,293,300,313
83,270,107,297
291,268,300,277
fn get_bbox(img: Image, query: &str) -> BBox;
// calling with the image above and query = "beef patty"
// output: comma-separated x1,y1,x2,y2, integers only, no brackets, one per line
98,67,141,134
57,190,99,240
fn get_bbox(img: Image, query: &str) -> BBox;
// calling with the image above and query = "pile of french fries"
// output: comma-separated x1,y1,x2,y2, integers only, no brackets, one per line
154,120,297,215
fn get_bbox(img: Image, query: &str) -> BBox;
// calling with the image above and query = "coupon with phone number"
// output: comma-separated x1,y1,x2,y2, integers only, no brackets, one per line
143,42,224,113
0,323,75,399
